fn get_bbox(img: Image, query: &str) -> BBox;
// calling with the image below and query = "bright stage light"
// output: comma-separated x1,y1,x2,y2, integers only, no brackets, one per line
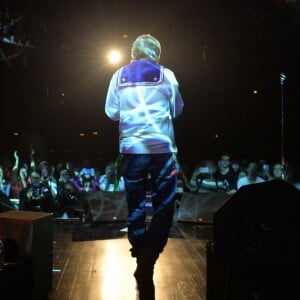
107,50,122,64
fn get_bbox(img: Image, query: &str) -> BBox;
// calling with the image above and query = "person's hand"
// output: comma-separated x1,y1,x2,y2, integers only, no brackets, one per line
20,168,27,180
12,150,20,171
26,189,33,199
226,189,237,196
30,148,36,168
14,150,19,160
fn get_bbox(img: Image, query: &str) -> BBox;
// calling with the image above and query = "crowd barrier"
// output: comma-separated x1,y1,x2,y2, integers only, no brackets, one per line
82,189,229,224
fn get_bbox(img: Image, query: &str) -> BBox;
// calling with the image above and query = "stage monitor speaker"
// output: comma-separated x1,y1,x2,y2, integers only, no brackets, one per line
213,180,300,269
176,191,229,223
206,241,298,300
84,191,128,222
0,210,53,300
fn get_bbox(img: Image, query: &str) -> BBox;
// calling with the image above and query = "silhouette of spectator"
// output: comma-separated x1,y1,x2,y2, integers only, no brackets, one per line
237,161,265,189
269,163,284,180
38,160,58,201
189,160,222,192
0,164,11,197
19,170,54,212
99,163,125,192
9,151,31,202
55,180,80,218
214,153,239,195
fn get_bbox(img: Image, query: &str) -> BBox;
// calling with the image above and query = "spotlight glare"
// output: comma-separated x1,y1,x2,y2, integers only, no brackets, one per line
108,50,122,64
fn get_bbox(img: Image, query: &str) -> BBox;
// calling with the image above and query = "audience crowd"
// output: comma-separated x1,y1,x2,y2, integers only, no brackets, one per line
0,149,299,220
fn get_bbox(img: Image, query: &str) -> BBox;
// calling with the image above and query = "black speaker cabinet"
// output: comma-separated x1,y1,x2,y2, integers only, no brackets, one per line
0,210,53,299
209,180,300,300
206,241,299,300
213,180,300,269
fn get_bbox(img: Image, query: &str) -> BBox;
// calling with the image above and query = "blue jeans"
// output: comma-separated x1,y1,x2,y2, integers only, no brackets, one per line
121,153,177,257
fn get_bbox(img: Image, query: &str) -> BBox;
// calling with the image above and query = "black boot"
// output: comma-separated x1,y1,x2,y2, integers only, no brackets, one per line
134,254,159,300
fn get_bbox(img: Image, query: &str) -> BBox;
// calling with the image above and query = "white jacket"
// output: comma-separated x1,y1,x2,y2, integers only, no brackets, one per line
105,60,184,154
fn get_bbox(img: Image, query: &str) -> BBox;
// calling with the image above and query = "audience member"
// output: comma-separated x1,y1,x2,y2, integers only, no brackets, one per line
78,167,99,192
189,160,222,192
237,161,265,189
9,151,24,201
99,163,125,192
19,170,54,212
38,160,58,201
55,180,80,218
269,163,284,180
231,160,241,174
82,175,99,192
257,159,272,180
214,153,238,195
0,164,11,197
72,167,83,193
80,166,96,179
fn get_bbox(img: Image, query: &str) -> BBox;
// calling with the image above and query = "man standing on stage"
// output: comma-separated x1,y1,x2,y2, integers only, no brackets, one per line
105,34,184,299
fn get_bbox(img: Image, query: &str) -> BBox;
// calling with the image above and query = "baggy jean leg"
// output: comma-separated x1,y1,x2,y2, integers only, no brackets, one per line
121,153,177,257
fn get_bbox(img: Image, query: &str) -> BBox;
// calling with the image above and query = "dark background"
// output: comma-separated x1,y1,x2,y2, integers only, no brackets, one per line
1,0,300,169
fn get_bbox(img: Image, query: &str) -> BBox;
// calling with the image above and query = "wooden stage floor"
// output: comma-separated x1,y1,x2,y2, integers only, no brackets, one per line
49,220,213,300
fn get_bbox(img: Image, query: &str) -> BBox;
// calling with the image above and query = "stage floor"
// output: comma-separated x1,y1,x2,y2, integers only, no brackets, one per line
49,220,213,300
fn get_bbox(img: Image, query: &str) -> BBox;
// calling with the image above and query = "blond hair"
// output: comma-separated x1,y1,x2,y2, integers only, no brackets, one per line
131,34,161,63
